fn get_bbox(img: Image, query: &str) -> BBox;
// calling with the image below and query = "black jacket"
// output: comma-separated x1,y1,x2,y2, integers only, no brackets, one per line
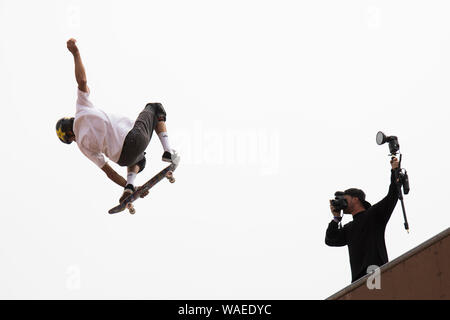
325,170,399,282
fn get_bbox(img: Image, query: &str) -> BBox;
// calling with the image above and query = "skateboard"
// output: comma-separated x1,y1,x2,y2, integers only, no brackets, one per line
108,153,180,214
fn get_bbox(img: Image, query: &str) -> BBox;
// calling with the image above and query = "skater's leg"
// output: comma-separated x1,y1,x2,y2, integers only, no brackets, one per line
128,164,140,174
119,164,140,203
155,120,167,134
134,102,174,162
127,155,146,181
156,121,172,153
125,165,139,188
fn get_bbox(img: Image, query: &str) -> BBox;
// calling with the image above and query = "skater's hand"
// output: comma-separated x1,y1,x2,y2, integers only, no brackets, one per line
390,157,399,170
119,189,133,204
137,186,149,198
67,38,79,55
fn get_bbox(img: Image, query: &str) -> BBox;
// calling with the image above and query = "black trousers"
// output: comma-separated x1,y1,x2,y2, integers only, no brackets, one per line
117,103,167,172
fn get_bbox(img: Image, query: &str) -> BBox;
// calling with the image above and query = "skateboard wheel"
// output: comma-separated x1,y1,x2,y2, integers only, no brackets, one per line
127,203,135,214
166,171,175,183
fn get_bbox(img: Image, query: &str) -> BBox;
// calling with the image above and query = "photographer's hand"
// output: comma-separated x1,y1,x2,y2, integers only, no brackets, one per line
391,157,399,170
329,200,341,217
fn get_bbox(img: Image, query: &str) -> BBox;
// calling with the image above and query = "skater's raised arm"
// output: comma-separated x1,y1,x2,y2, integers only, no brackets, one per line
67,38,89,93
101,163,127,188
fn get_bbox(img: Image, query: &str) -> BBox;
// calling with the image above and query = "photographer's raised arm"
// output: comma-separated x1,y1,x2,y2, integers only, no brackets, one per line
368,158,400,225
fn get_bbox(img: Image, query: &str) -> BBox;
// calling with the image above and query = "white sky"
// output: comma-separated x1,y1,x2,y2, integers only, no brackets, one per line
0,0,449,299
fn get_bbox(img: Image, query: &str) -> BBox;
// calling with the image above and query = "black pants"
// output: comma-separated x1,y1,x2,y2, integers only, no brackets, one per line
117,103,167,172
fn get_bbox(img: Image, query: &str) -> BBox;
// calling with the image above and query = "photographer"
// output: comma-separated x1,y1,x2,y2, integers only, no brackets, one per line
325,158,400,283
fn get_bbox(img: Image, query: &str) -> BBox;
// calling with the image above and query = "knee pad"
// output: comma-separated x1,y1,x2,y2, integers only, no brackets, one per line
135,154,147,173
146,102,167,122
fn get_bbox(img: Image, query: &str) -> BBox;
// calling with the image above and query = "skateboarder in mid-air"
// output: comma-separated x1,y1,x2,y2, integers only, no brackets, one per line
56,38,177,203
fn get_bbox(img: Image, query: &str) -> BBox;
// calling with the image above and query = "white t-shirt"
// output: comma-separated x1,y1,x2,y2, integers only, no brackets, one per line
73,89,135,168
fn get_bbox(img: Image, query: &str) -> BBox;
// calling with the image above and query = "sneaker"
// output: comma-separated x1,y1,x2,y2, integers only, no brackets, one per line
162,150,175,163
120,185,135,203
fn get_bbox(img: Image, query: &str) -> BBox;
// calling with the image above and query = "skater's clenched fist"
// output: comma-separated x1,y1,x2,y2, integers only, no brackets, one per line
67,38,79,55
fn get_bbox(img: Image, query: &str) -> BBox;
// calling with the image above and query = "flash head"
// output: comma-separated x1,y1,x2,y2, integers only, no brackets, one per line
376,131,400,155
376,131,386,145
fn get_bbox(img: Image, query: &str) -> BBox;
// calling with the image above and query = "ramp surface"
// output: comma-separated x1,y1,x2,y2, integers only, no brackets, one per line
327,228,450,300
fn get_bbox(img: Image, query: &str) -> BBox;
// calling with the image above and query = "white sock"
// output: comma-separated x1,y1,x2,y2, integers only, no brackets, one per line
158,132,171,152
126,172,137,187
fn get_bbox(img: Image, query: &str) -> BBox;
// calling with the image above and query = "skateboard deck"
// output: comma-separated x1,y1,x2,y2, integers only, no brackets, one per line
108,154,180,214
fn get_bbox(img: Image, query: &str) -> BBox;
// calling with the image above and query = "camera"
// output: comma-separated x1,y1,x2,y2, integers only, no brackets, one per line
331,192,348,211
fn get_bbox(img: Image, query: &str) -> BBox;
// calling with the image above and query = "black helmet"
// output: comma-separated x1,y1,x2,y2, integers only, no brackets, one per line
56,117,75,144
